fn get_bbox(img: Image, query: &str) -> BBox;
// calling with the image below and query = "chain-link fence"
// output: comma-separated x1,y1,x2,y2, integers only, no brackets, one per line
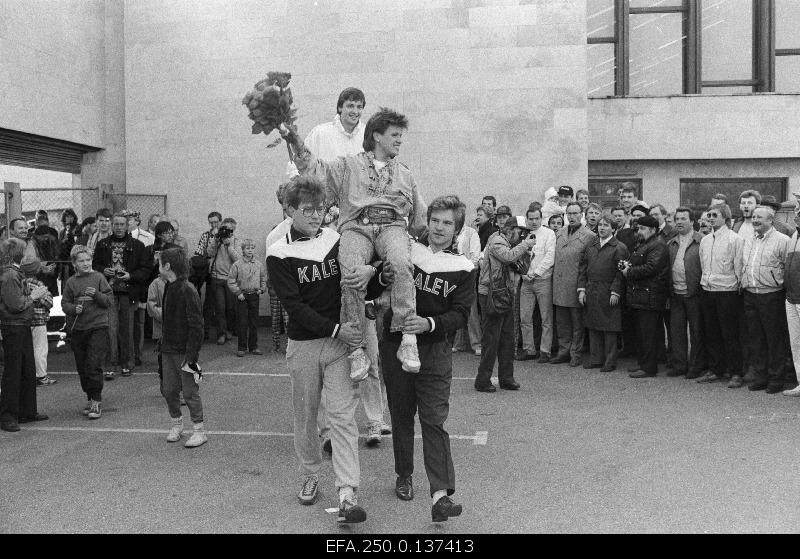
19,187,100,228
111,193,167,222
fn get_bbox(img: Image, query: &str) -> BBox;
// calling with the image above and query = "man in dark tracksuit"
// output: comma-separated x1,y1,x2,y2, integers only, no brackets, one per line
371,195,476,523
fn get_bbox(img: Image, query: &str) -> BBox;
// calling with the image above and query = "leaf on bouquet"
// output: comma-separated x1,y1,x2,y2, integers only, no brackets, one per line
251,122,264,134
266,136,283,148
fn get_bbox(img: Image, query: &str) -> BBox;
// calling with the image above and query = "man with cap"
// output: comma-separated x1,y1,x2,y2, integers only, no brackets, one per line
620,215,669,378
475,216,536,392
495,205,512,229
557,186,574,209
551,202,596,367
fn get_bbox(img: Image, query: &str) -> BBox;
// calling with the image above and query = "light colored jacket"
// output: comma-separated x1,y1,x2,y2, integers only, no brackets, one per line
478,232,531,296
286,114,365,176
456,226,481,266
699,225,743,291
525,225,556,279
146,277,165,339
207,235,242,279
227,257,267,296
553,224,597,307
741,227,789,294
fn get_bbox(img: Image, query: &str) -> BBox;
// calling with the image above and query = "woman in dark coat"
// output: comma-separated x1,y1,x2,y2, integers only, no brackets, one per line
578,215,629,371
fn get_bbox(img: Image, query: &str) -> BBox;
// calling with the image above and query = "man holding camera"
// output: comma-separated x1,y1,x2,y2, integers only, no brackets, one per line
194,211,222,340
206,217,241,345
92,214,152,378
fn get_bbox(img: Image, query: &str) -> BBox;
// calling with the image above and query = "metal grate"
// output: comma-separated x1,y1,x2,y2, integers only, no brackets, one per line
110,193,167,222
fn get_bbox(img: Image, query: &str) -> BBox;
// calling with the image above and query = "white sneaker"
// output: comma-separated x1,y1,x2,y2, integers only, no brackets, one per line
87,400,102,419
348,348,370,382
185,424,208,448
783,386,800,397
380,422,392,435
167,418,184,442
397,336,420,373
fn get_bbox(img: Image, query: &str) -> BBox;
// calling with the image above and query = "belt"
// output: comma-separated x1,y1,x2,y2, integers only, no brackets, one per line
360,207,398,225
241,289,260,295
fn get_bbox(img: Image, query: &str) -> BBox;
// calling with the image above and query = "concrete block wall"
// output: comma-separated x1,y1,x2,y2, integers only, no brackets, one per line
123,0,590,257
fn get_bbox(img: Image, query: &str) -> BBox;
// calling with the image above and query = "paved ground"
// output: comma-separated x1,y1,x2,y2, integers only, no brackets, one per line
2,329,800,534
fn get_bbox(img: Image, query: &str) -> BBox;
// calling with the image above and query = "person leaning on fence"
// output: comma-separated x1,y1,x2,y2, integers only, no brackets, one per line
20,257,56,387
227,238,267,357
0,237,50,432
61,245,113,420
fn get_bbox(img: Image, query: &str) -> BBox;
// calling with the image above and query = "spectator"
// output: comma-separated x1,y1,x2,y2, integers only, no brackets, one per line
125,211,155,247
696,203,744,384
76,216,96,246
666,207,706,379
551,202,596,367
616,205,648,254
547,213,564,231
168,218,190,253
474,217,536,392
58,208,79,285
650,204,676,241
481,195,496,210
147,214,161,236
618,183,639,215
0,237,50,432
372,194,475,523
61,245,113,419
576,189,590,211
266,187,293,353
124,210,155,368
698,212,713,236
194,211,222,340
741,206,789,393
761,196,795,237
227,238,266,357
611,206,628,233
649,203,676,365
711,193,728,207
92,213,152,378
87,208,112,255
517,206,556,363
578,215,629,371
666,212,675,228
622,216,670,379
495,205,512,229
206,217,241,345
557,186,574,208
585,203,602,234
783,197,800,397
474,205,498,250
542,187,564,225
20,258,55,387
453,217,482,355
158,247,207,449
30,213,59,296
733,190,761,238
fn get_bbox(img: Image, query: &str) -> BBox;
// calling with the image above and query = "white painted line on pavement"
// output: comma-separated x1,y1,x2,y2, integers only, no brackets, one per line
49,371,478,380
25,425,487,443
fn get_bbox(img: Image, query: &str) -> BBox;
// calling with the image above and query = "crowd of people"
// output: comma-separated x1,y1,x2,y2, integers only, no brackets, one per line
2,84,799,529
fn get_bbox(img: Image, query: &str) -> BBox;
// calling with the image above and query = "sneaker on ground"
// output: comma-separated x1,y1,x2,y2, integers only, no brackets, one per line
397,340,421,373
432,496,463,522
337,498,366,524
380,422,392,435
348,348,370,382
104,371,115,381
782,386,800,397
298,476,319,505
167,419,184,442
366,424,381,447
184,428,208,448
82,401,92,416
473,348,482,356
121,368,132,377
87,400,102,419
37,375,57,386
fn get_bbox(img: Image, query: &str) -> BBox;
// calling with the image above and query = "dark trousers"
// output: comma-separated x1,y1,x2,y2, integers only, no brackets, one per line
381,340,455,497
634,309,662,375
132,306,145,360
213,278,236,336
620,305,637,355
201,277,215,335
669,294,706,375
161,352,203,423
743,290,787,387
555,305,584,359
0,325,37,423
111,293,134,368
476,295,515,387
588,329,618,368
72,327,108,401
701,290,742,377
236,292,260,351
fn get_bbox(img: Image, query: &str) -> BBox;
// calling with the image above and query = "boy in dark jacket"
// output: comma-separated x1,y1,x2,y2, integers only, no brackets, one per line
370,195,476,523
62,245,113,419
158,248,206,448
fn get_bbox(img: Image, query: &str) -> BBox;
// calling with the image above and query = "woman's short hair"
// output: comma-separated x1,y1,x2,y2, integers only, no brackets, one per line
2,237,27,265
586,202,603,213
159,247,189,280
709,203,732,220
154,221,175,237
477,205,495,220
427,195,466,236
363,107,409,152
284,176,326,209
597,215,613,227
61,208,79,226
70,244,92,263
241,238,257,248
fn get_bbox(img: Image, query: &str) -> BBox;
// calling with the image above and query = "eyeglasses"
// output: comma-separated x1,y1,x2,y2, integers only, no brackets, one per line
706,212,719,218
300,206,327,218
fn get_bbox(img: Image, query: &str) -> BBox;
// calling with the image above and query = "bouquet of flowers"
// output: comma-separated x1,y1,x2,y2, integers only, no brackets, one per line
243,72,299,157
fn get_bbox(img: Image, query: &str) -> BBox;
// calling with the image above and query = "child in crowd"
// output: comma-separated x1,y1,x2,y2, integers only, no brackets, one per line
61,245,112,419
158,248,206,448
20,258,55,387
227,238,267,357
0,237,50,432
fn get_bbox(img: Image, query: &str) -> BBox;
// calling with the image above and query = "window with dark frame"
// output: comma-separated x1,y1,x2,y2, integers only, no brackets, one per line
587,0,800,97
588,178,643,209
679,178,787,220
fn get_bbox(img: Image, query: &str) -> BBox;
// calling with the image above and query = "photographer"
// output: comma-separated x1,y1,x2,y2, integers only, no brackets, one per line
195,211,222,340
92,214,152,378
206,217,241,345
